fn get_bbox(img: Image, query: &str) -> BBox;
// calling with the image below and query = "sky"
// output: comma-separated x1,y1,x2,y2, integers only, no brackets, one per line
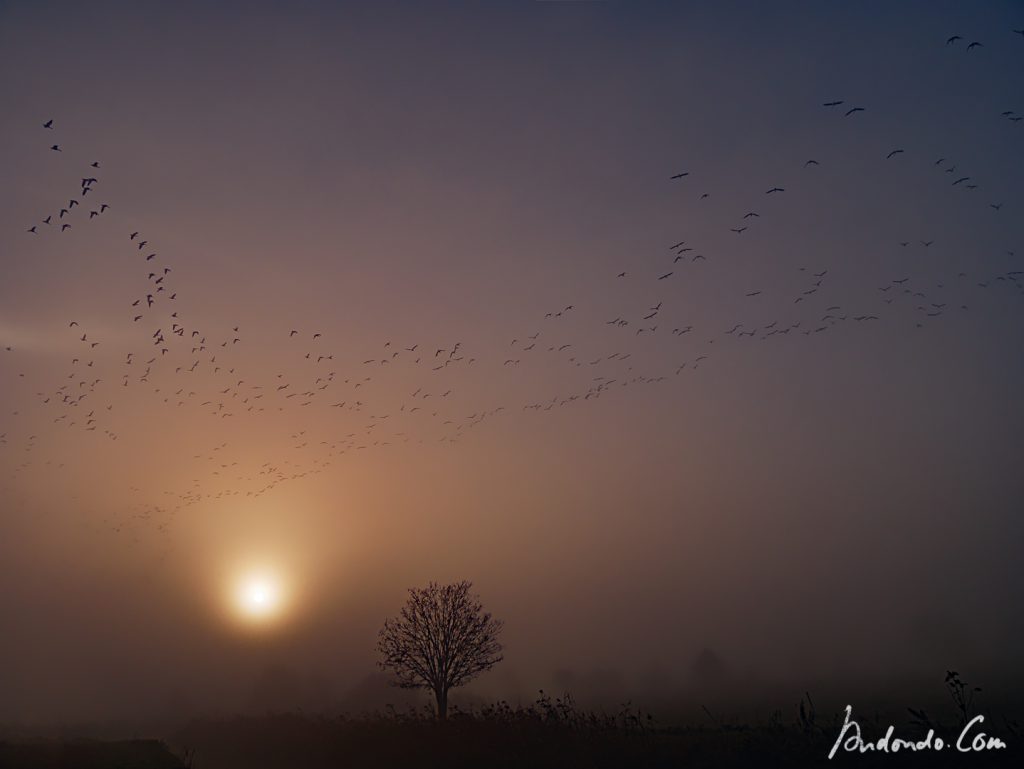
1,0,1022,726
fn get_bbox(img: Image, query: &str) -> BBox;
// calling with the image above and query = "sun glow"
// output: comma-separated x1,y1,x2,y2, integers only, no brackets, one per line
233,572,285,622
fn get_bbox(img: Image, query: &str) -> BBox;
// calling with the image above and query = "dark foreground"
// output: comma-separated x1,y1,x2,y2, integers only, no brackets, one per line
0,739,182,769
2,697,1019,768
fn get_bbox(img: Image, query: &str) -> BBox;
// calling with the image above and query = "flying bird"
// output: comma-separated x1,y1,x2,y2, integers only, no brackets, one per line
886,149,904,159
946,35,962,45
765,187,785,194
670,171,689,179
845,107,865,116
822,100,843,107
967,41,983,50
43,119,53,128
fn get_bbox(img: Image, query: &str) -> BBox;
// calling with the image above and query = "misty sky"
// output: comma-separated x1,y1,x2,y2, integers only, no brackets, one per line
1,1,1023,725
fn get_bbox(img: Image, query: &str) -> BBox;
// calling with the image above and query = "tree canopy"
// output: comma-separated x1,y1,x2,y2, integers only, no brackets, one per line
377,580,503,720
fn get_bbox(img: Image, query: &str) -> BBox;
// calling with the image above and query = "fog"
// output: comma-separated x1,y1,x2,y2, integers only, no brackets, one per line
1,0,1022,730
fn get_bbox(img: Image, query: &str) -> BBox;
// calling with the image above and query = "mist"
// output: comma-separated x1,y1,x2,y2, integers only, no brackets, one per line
1,0,1022,738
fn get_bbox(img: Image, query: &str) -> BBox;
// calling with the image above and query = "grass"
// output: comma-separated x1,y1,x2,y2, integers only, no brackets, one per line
167,689,1018,768
2,679,1019,768
0,738,183,769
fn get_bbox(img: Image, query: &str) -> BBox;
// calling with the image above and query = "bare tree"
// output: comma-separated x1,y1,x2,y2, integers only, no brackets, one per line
377,580,503,721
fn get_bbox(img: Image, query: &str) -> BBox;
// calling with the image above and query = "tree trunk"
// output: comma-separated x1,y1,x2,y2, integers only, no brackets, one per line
435,687,448,721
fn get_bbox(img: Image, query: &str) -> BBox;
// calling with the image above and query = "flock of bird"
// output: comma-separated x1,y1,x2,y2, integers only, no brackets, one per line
3,29,1022,541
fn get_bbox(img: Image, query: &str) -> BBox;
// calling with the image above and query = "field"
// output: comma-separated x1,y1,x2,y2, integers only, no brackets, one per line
3,693,1018,768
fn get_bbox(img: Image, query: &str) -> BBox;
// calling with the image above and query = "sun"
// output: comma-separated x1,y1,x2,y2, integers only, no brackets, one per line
233,572,285,621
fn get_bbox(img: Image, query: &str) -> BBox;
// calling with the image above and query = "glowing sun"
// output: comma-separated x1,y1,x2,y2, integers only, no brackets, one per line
234,573,284,621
